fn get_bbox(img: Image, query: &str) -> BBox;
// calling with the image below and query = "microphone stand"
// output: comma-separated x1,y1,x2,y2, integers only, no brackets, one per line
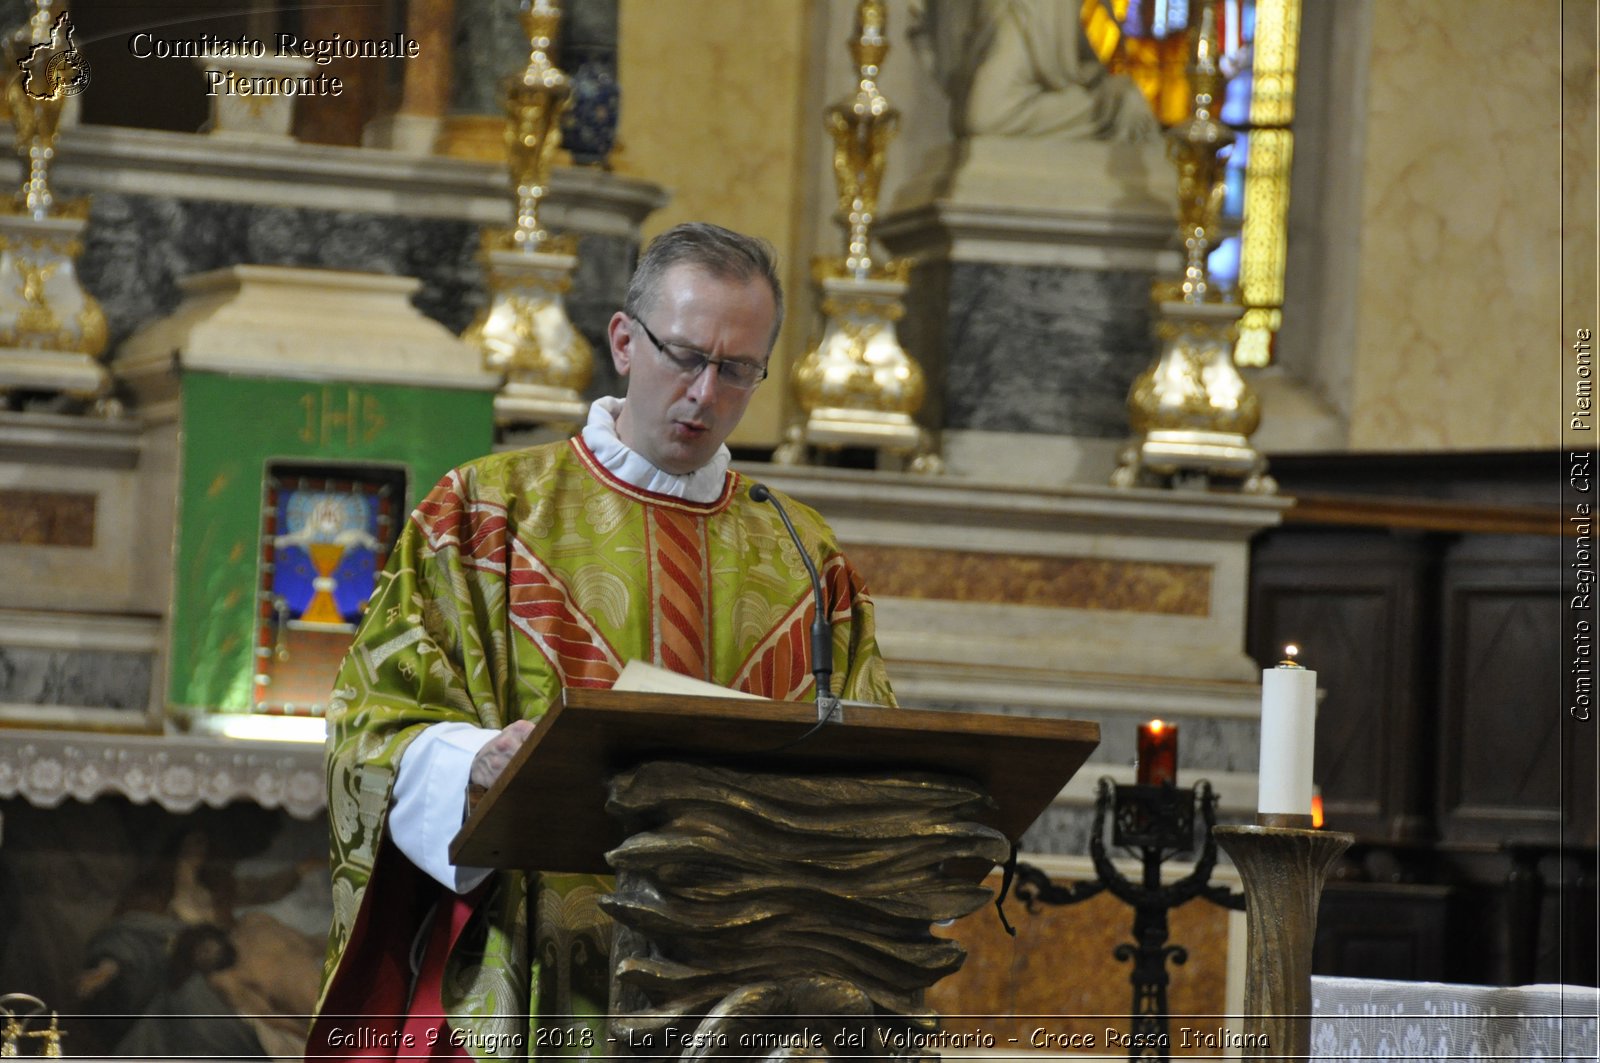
750,483,841,723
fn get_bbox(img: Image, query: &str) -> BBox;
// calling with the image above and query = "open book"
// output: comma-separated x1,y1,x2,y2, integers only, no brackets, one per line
610,660,887,711
610,659,768,701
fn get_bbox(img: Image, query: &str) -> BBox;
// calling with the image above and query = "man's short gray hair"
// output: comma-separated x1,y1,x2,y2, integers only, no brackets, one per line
623,222,785,351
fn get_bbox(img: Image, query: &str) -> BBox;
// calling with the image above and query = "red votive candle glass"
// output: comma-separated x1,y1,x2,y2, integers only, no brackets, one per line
1137,719,1179,787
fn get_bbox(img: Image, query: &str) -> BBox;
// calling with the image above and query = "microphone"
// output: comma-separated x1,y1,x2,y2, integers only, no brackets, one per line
749,482,839,722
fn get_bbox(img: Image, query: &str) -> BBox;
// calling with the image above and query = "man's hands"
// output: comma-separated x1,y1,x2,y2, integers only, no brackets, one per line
466,719,536,807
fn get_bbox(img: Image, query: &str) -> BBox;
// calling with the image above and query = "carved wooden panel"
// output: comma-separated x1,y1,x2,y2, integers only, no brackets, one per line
1313,883,1456,981
1436,535,1565,844
1254,452,1591,987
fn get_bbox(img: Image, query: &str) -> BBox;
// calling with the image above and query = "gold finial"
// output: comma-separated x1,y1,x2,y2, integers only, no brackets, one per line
825,0,900,280
1163,2,1235,305
5,0,78,220
504,0,572,251
1278,643,1304,669
1189,3,1224,118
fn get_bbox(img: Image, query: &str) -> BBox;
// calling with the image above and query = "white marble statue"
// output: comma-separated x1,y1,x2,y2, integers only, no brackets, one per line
908,0,1159,143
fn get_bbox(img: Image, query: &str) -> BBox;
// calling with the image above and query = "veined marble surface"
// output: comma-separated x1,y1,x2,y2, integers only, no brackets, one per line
450,0,528,117
77,192,632,399
0,647,152,715
904,259,1155,439
1348,0,1564,449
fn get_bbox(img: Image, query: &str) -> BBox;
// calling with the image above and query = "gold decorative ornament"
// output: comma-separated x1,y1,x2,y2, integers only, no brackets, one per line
1166,6,1233,306
0,0,114,412
504,0,571,254
829,0,896,282
1112,6,1274,494
777,0,939,473
466,0,591,430
0,994,64,1057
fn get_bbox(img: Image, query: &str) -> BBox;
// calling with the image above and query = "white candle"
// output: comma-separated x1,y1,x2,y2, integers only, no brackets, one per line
1258,648,1317,815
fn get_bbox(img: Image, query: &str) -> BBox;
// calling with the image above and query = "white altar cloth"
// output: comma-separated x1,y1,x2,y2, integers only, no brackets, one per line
1312,976,1598,1061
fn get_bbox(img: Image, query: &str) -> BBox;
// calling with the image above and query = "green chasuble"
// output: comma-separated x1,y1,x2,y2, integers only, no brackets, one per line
315,437,895,1058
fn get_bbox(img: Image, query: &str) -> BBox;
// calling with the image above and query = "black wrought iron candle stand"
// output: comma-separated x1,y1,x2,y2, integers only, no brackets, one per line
1014,777,1244,1062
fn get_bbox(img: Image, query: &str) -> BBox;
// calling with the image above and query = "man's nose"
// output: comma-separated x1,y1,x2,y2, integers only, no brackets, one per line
685,361,719,403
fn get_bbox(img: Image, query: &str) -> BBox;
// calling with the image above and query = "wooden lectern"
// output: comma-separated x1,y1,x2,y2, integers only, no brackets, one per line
452,688,1098,1057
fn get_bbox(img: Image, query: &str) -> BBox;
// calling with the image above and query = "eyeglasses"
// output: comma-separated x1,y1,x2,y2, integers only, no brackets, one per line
630,315,768,390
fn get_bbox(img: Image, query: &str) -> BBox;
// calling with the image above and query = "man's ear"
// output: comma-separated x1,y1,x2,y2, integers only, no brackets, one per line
607,311,633,376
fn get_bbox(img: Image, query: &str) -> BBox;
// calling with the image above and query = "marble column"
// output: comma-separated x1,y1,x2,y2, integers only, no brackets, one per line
877,138,1180,485
292,0,395,146
364,0,459,153
436,0,529,161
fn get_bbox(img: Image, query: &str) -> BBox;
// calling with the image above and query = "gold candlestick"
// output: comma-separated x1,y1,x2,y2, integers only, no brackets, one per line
1111,5,1272,493
1212,824,1353,1062
4,1,80,220
0,2,113,412
466,0,592,431
828,0,896,280
1166,5,1231,307
778,0,938,473
505,0,570,252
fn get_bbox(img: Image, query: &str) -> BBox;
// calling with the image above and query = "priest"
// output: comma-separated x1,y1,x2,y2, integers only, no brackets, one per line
307,222,896,1060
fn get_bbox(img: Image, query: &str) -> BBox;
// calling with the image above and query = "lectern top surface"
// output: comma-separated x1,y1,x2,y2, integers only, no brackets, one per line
451,687,1099,875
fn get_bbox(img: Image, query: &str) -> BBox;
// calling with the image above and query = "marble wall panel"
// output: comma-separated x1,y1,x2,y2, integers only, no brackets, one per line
1347,0,1563,449
908,697,1259,856
617,0,811,447
73,192,637,402
1021,804,1260,860
0,490,95,547
928,871,1233,1056
910,702,1260,777
1019,805,1097,856
921,260,1155,438
0,431,152,615
845,544,1210,616
451,0,530,117
0,647,152,715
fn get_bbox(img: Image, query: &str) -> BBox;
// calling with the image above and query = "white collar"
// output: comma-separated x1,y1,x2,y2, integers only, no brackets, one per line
580,396,731,504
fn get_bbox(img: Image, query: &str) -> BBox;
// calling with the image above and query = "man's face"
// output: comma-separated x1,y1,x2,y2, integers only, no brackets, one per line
607,265,775,475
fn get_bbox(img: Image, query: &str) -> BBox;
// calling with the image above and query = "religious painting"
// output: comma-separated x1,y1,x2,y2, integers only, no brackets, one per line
0,797,330,1061
252,463,407,714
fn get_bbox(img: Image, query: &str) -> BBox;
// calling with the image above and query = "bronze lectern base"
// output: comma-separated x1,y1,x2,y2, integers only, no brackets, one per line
601,760,1010,1058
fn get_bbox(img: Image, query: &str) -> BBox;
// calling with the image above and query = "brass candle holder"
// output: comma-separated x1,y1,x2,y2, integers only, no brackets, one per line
1111,5,1272,494
776,0,938,473
465,0,592,431
0,0,113,413
1212,822,1352,1062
